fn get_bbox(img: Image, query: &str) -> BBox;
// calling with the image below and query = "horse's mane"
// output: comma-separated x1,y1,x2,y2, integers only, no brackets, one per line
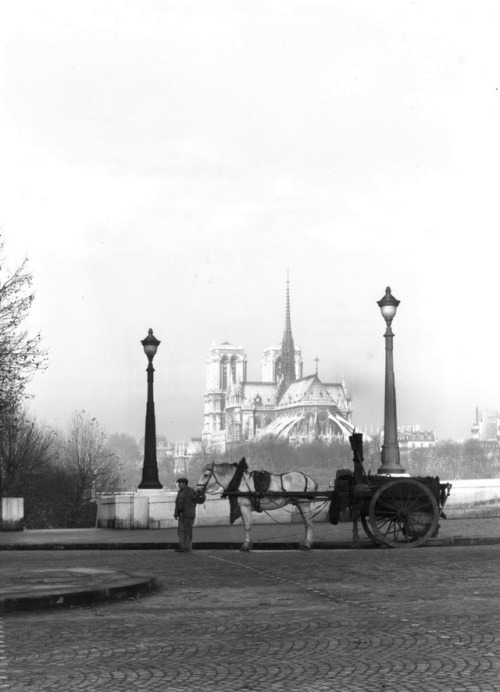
216,462,239,475
205,462,238,473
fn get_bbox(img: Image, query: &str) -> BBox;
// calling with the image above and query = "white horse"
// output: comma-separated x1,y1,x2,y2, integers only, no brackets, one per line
197,461,318,551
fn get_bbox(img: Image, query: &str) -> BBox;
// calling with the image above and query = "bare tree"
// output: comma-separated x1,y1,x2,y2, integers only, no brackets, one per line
0,239,47,426
0,410,56,497
55,411,121,525
105,433,141,490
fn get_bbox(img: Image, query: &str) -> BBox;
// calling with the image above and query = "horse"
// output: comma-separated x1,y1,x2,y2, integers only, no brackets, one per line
196,460,319,551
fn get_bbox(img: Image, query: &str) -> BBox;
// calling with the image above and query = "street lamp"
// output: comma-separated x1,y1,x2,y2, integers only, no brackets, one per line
138,328,163,490
377,287,405,475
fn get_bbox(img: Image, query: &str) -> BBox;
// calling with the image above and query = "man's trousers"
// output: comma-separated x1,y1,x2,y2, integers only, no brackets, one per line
177,515,195,551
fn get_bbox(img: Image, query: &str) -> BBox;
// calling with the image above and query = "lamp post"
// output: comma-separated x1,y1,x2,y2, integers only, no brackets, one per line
377,287,405,475
138,328,163,490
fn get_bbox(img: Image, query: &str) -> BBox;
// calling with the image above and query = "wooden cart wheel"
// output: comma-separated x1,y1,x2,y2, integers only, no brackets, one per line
360,514,383,545
368,479,439,548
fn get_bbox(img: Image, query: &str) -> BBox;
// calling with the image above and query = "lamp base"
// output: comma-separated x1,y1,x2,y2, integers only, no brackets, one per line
376,465,407,476
138,481,163,490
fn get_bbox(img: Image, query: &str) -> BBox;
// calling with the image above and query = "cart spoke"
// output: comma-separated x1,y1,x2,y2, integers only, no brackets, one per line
374,497,400,512
368,479,439,548
380,519,411,542
407,513,433,526
406,500,433,513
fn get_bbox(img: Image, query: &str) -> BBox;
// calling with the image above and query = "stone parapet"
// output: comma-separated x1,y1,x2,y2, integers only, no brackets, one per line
1,498,24,531
443,478,500,518
96,479,500,529
97,491,329,529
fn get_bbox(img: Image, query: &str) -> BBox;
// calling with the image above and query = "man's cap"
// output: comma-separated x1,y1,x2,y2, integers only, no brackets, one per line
176,477,189,484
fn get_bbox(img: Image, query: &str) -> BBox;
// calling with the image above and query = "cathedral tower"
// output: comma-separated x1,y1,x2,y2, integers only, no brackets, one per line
202,341,247,449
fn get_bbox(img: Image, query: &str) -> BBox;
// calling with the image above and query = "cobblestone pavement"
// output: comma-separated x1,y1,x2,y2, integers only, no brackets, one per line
1,517,499,548
1,546,499,691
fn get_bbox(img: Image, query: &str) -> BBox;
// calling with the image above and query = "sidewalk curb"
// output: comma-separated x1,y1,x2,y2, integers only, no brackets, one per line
0,537,499,551
0,574,157,613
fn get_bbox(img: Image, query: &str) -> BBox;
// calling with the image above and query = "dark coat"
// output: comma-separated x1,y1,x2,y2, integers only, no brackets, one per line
174,486,205,519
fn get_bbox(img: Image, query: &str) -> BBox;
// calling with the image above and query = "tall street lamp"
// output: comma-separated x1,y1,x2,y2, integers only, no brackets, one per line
377,287,405,475
138,328,163,490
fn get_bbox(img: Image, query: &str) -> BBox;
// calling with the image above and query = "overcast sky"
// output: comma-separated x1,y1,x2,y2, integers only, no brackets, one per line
1,1,499,444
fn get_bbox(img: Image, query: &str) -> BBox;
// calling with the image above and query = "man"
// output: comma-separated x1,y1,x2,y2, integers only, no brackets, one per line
174,477,205,552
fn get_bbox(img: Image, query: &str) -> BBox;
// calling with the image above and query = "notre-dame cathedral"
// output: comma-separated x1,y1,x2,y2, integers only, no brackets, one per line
202,280,354,451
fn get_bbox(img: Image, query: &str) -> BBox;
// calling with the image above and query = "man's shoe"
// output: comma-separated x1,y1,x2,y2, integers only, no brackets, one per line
175,548,186,553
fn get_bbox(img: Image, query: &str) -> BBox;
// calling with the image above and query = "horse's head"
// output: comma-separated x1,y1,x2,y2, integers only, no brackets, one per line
196,464,220,494
196,462,238,494
196,464,211,488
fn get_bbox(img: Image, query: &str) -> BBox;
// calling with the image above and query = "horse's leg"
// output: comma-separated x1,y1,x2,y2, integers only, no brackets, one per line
296,501,314,550
239,500,253,551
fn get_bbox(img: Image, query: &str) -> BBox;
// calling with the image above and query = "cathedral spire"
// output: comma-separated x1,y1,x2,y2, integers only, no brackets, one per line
278,273,296,396
285,271,292,336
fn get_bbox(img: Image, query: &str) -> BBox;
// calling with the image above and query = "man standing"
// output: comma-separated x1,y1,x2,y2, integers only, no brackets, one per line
174,477,205,552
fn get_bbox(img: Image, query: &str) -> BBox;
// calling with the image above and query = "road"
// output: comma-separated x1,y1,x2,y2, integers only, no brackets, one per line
1,546,499,691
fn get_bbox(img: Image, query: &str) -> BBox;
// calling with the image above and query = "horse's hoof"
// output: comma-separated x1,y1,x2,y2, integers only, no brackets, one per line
297,544,312,551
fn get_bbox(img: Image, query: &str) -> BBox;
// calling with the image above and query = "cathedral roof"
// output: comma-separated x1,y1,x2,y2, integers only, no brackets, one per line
277,374,333,406
240,381,278,407
324,383,349,402
279,375,314,399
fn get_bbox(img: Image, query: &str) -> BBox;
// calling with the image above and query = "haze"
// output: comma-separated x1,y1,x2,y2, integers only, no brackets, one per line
1,1,498,444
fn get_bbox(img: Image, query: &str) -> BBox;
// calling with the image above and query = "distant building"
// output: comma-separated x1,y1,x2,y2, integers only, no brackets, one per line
398,425,436,450
202,279,354,452
173,438,203,475
137,435,204,480
471,409,500,442
139,434,173,464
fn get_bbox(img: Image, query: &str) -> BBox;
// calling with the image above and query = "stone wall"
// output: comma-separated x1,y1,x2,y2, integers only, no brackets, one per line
1,498,24,531
443,479,500,518
96,478,500,529
97,491,329,529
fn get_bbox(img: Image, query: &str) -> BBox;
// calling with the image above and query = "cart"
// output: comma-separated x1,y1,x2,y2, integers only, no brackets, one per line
330,433,452,548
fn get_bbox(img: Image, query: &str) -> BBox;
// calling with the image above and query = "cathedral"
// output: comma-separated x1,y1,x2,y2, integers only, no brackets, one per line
202,280,354,451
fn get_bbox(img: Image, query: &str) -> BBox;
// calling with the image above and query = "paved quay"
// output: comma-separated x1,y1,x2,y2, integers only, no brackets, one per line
1,541,499,691
1,515,499,551
0,517,499,613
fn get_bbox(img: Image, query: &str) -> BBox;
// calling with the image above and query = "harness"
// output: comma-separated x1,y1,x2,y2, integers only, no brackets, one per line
196,462,241,495
198,459,322,520
196,462,216,494
197,457,309,512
